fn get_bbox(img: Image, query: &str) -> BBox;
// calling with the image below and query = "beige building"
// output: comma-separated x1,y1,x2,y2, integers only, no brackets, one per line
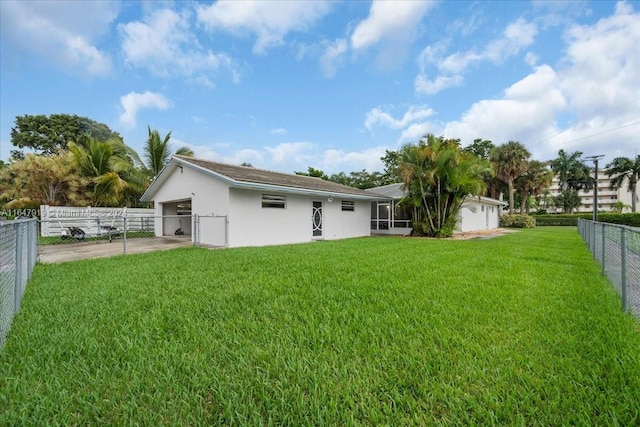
545,170,635,213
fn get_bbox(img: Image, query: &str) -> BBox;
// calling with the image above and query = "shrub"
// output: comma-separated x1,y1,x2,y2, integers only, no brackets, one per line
500,214,536,228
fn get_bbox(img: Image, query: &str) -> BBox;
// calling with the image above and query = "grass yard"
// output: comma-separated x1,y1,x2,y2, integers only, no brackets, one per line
1,227,639,425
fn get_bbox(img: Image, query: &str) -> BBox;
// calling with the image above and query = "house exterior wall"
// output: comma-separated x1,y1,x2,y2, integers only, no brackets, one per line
458,199,501,232
151,166,230,243
228,190,371,247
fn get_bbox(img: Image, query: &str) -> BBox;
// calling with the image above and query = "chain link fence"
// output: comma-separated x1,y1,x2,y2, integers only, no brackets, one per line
1,218,38,350
578,219,640,321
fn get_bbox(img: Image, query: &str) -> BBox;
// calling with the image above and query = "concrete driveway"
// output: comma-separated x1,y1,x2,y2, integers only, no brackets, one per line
38,237,195,264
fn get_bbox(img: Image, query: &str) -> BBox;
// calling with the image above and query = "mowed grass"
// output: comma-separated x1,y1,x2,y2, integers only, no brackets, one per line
1,227,639,425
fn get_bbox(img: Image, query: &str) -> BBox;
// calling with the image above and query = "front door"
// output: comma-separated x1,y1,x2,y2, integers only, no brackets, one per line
312,201,323,237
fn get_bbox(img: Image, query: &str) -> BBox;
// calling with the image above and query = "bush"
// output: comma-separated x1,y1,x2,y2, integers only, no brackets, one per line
533,213,640,227
500,214,536,228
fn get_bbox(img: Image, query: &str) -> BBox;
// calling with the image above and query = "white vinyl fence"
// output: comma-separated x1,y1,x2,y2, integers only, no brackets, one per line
40,205,154,237
0,218,38,350
578,219,640,321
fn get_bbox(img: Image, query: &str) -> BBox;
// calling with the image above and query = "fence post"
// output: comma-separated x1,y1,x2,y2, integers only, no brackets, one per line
14,223,23,314
620,227,628,311
194,214,199,247
600,223,606,275
123,217,127,255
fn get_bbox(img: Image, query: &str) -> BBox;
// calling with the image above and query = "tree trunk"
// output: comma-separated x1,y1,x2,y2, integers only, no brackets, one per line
508,180,514,214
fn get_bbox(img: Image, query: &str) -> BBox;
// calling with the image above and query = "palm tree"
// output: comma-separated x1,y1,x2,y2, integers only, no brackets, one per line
143,126,194,179
550,150,594,213
606,155,640,212
397,135,491,237
68,136,147,206
514,160,553,214
490,141,531,214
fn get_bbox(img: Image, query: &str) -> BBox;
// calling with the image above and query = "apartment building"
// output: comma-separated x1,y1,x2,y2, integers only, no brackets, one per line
545,170,635,213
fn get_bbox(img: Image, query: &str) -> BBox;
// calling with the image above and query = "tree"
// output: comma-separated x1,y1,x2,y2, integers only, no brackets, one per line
295,167,329,180
514,160,553,214
490,141,531,214
68,137,147,206
550,150,594,213
0,153,87,207
143,126,194,179
10,114,122,157
463,138,505,199
397,135,492,237
612,201,630,213
605,155,640,212
554,190,581,214
463,138,494,160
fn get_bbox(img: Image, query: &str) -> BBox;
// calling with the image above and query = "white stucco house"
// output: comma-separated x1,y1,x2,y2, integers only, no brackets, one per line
367,183,507,235
140,156,389,247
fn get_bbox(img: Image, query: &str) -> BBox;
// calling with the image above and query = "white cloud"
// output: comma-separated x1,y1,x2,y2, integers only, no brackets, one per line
320,38,348,78
350,1,435,50
0,1,116,76
197,1,332,54
265,142,316,164
321,147,387,173
399,122,436,144
415,17,538,95
119,91,171,127
119,8,238,82
365,105,434,131
270,128,288,135
414,74,464,95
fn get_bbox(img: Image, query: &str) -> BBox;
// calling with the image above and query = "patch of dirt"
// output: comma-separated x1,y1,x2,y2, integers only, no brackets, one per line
449,228,517,240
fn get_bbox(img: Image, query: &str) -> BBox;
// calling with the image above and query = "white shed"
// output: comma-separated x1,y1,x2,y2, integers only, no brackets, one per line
140,156,388,247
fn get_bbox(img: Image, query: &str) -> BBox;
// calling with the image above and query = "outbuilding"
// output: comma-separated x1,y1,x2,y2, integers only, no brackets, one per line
140,156,388,247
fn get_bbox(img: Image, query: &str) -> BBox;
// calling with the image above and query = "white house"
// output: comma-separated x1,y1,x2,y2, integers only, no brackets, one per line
367,183,507,235
140,156,389,247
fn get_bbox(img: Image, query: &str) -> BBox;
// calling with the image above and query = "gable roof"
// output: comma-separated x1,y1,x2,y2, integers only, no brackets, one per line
141,155,389,201
366,183,508,206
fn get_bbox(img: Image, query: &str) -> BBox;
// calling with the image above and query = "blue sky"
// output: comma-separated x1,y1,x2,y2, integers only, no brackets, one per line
1,0,639,174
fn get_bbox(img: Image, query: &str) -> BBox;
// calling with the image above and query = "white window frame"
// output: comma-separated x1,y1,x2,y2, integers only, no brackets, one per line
262,194,286,209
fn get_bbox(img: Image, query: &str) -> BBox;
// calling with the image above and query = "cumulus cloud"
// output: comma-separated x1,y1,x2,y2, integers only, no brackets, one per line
321,147,387,173
415,17,538,95
0,1,116,76
350,1,434,50
365,105,434,131
265,142,316,164
119,91,171,127
119,8,238,83
197,1,332,54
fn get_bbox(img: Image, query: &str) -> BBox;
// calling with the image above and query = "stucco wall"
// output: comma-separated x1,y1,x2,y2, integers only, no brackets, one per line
228,190,372,247
458,199,501,232
151,166,230,242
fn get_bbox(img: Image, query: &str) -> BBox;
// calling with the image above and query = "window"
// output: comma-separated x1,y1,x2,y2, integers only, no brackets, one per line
481,205,485,212
341,201,355,212
262,194,286,208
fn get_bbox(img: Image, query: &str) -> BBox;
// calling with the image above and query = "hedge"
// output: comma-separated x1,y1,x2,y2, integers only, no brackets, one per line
500,214,536,228
533,213,640,227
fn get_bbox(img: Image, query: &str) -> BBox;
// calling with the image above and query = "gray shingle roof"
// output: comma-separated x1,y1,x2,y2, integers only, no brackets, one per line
175,155,386,198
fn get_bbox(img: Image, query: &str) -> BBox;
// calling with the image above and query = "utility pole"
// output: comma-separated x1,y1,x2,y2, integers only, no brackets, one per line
584,155,605,222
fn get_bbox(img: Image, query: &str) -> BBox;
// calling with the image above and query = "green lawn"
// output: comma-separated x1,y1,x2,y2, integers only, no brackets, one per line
1,227,639,425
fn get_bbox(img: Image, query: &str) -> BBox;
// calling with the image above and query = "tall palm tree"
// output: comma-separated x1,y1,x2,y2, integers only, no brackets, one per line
549,149,593,192
397,135,491,237
606,155,640,212
144,126,194,179
489,141,531,214
514,160,553,214
68,137,147,206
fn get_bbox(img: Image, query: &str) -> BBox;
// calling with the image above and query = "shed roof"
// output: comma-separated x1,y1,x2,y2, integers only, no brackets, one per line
141,155,389,201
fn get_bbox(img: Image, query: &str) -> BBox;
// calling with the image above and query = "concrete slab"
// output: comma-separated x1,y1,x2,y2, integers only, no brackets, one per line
38,237,194,264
